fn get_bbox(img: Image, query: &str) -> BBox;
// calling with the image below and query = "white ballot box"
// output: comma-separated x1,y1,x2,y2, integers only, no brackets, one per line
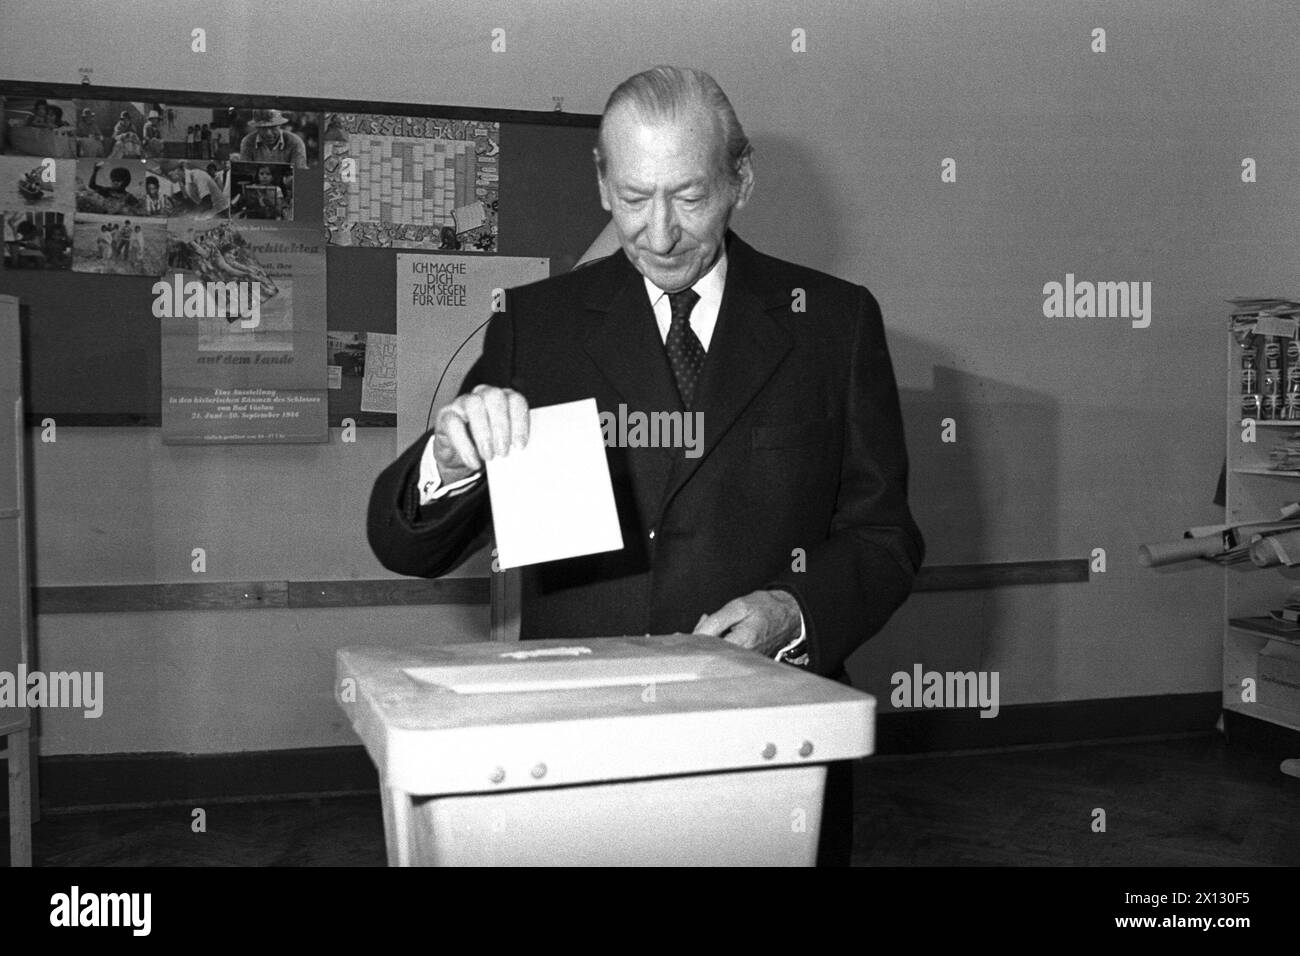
337,633,875,866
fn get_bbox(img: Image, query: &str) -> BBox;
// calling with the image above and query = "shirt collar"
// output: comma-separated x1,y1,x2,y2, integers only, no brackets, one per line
643,248,728,309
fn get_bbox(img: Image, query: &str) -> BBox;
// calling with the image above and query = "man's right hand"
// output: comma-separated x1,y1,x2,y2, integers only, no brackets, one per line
431,384,530,484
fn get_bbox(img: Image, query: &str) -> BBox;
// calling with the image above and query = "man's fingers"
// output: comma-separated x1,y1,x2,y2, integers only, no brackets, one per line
436,387,528,472
437,410,481,472
720,622,762,651
460,392,498,461
505,389,529,452
471,385,511,458
695,599,749,637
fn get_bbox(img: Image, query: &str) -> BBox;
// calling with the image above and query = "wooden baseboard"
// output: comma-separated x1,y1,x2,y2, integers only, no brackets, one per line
29,560,1088,615
876,691,1221,754
25,692,1222,811
34,746,379,812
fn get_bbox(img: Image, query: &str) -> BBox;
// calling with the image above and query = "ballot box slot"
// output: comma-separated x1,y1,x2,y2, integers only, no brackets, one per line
402,653,747,695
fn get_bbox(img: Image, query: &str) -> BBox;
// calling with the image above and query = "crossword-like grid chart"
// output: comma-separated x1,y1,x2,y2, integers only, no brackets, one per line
322,112,499,250
348,136,477,225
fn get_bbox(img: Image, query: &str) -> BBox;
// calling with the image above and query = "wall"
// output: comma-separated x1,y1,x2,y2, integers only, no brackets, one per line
4,0,1297,755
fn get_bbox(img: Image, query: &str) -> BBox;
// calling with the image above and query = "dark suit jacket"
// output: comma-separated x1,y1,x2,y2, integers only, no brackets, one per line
367,232,924,678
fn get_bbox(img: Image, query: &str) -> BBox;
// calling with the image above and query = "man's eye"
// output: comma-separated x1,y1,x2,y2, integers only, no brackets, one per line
678,197,703,207
621,196,646,207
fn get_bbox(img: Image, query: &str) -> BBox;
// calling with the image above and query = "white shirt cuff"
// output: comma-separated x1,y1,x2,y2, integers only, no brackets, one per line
773,602,809,666
417,434,482,505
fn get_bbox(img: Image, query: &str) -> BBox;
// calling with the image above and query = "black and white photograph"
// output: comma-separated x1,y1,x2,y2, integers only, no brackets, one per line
0,156,74,213
69,212,167,275
227,160,294,220
0,0,1298,936
1,210,71,270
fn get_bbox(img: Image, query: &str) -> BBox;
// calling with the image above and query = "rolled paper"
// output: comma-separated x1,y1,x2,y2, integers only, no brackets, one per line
1137,536,1226,567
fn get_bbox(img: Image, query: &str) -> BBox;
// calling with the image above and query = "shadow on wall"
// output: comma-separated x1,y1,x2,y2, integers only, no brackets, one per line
848,334,1063,731
730,137,1069,714
736,132,844,277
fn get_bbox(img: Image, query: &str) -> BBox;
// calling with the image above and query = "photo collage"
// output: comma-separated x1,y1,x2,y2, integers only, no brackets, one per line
1,95,322,275
1,89,503,442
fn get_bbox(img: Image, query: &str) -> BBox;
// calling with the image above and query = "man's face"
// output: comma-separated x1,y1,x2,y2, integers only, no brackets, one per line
165,166,185,184
598,104,753,293
257,126,278,145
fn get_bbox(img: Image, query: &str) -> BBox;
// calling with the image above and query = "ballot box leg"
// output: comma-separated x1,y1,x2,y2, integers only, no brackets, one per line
815,758,854,867
380,784,414,867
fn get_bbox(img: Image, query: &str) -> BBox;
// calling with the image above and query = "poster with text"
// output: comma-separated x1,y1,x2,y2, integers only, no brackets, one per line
160,221,327,443
395,254,548,452
325,113,498,251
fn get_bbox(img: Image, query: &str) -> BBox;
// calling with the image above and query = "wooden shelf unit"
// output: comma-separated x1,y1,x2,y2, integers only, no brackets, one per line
1224,324,1300,740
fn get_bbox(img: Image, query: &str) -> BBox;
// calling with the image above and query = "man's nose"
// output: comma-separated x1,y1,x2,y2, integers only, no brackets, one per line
644,198,679,254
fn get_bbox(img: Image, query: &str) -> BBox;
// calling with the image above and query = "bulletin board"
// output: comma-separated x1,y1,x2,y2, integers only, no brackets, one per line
0,80,606,427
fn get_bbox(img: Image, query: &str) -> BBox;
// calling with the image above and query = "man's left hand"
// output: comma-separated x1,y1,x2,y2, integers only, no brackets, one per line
694,589,801,657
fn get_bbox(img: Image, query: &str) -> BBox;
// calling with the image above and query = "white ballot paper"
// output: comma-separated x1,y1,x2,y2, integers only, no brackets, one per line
486,398,624,570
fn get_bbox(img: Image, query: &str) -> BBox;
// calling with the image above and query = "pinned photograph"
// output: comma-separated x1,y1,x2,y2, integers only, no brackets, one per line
228,161,294,220
1,95,81,157
225,109,317,169
2,97,173,160
0,156,74,212
327,330,366,377
71,213,166,276
74,158,150,216
2,209,72,269
155,159,230,219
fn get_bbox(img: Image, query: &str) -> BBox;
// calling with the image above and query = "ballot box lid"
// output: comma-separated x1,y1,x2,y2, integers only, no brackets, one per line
338,633,875,796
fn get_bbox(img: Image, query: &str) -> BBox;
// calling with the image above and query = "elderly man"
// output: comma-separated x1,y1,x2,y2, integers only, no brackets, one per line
236,110,308,169
368,66,923,865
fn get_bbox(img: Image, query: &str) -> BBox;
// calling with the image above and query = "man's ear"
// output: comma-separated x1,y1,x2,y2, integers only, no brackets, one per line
732,153,755,210
596,166,613,213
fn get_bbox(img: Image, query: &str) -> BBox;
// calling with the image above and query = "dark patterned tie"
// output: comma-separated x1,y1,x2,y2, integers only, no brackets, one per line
665,288,705,409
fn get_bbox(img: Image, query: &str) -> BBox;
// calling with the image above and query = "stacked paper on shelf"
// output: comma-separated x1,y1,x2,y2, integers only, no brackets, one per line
1229,298,1300,320
1268,431,1300,470
1229,299,1300,341
1267,585,1300,627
